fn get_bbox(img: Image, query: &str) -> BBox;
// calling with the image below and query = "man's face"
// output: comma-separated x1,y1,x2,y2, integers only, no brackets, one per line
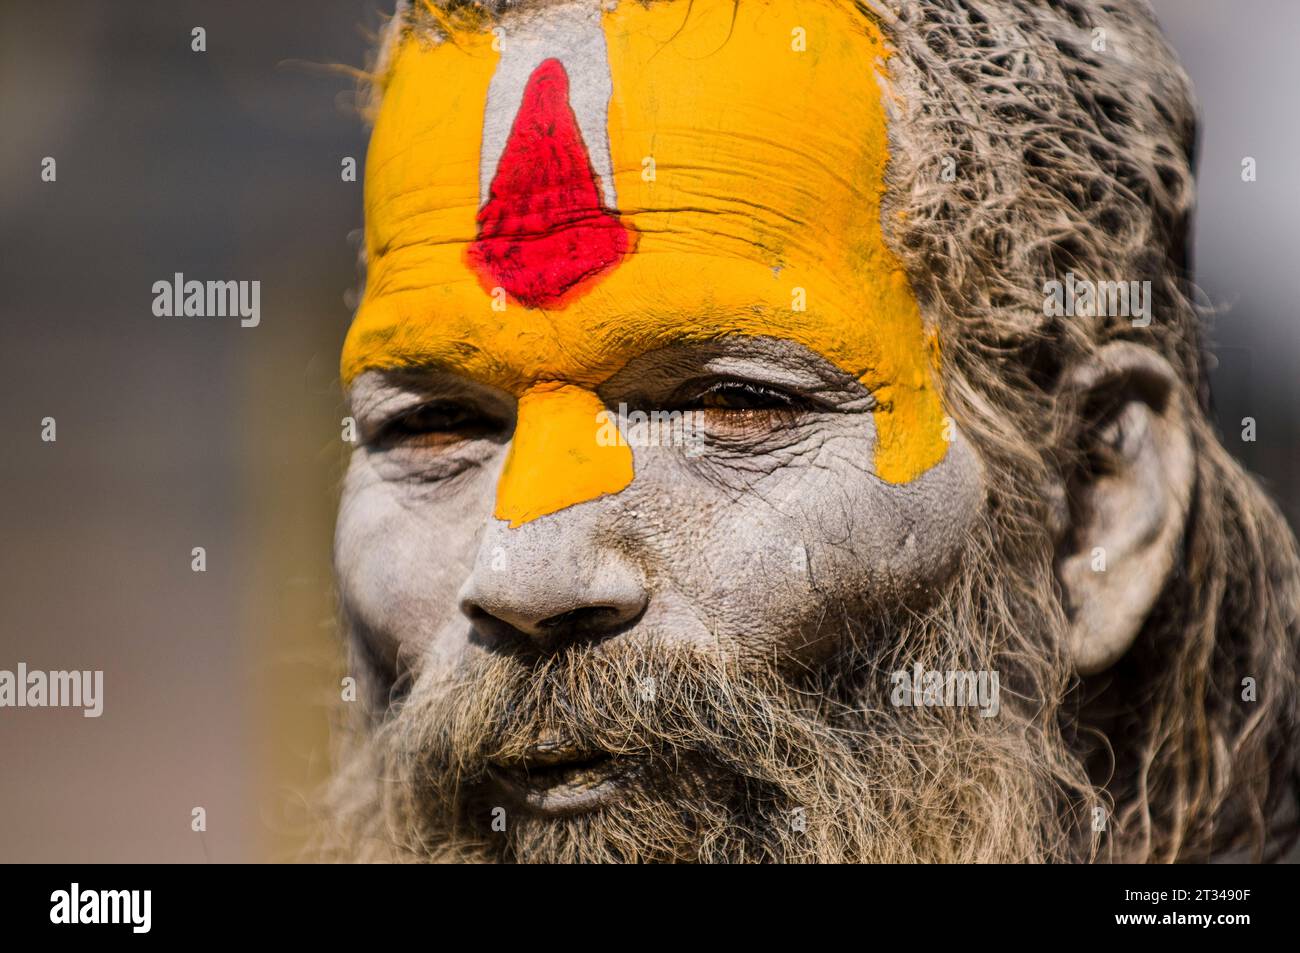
333,0,1002,860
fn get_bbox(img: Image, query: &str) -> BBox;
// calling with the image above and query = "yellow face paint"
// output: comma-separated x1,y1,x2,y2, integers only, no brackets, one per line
343,0,949,524
496,383,634,528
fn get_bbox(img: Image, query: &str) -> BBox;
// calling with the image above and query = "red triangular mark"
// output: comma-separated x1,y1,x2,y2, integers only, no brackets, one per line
467,58,632,309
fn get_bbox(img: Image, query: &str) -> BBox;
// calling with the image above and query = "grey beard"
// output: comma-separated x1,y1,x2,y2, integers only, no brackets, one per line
316,543,1097,863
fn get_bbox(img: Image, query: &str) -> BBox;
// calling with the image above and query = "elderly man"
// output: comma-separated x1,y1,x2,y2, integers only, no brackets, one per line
322,0,1300,862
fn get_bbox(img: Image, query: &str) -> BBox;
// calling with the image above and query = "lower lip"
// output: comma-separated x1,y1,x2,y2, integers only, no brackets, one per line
492,757,639,816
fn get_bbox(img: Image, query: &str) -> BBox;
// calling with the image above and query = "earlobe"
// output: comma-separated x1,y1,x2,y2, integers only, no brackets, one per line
1054,342,1196,675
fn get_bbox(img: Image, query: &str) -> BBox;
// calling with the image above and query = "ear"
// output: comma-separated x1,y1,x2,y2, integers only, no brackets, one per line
1054,341,1195,675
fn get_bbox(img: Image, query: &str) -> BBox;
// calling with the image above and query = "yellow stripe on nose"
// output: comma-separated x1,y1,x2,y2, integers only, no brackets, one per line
494,383,634,527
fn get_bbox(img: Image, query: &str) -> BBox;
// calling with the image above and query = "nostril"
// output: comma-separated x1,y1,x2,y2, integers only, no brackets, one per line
462,603,493,626
462,600,642,649
537,605,624,632
462,603,523,645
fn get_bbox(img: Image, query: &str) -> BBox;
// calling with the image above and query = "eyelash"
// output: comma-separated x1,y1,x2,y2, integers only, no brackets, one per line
675,379,810,413
375,400,496,446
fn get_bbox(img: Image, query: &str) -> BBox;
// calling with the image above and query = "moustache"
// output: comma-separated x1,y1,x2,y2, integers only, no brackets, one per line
388,639,846,810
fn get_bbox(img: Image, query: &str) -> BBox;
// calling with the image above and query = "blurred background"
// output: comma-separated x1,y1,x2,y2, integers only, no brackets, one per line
0,0,372,862
0,0,1296,862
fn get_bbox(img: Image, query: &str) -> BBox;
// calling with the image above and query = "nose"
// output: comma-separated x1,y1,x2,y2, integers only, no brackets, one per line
457,521,648,650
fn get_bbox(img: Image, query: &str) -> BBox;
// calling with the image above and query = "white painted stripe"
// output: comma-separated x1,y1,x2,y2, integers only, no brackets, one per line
479,1,618,210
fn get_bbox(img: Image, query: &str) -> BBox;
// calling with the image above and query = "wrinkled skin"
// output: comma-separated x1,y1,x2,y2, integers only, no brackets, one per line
333,334,991,854
337,336,984,685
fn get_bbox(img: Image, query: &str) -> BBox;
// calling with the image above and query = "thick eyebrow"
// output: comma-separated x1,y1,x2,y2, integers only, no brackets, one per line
594,335,879,409
348,321,888,408
347,366,515,423
348,338,528,391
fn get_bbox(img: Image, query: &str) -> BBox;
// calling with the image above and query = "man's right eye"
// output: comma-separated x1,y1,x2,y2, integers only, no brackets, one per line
376,401,495,447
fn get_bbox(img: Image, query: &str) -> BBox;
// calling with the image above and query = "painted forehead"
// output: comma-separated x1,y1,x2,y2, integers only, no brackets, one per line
343,0,947,486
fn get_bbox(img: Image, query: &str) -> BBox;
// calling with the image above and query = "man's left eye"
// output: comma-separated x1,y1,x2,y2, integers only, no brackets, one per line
666,379,813,438
683,380,804,412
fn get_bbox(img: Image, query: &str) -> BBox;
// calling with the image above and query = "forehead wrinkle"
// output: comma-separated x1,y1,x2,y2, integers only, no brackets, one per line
343,0,951,485
369,306,856,398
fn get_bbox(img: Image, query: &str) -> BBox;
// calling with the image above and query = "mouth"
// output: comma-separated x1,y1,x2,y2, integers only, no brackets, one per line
489,739,639,816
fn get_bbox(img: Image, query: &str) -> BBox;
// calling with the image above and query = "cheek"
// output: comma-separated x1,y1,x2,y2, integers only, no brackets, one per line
628,422,985,662
333,453,495,664
827,428,986,606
